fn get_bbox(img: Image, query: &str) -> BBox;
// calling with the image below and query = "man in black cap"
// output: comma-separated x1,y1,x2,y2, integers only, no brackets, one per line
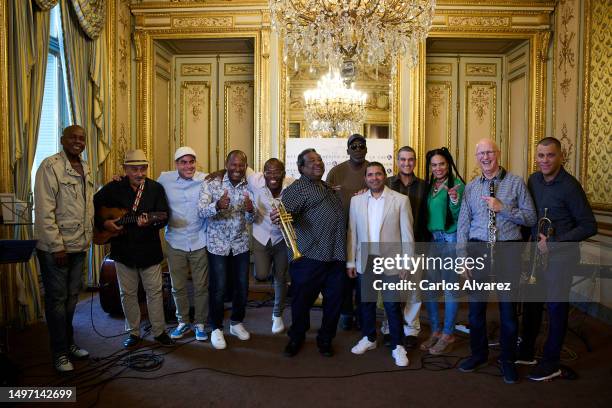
326,133,369,330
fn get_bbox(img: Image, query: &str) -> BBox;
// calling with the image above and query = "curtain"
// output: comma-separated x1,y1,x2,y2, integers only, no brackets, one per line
6,0,52,325
60,0,110,286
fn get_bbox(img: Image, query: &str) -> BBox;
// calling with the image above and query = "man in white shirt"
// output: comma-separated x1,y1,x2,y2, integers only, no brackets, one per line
157,147,209,342
248,158,295,334
346,162,414,367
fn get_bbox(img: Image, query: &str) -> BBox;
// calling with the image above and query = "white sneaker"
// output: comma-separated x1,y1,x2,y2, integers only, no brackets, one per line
54,354,74,372
351,336,377,355
392,345,409,367
69,344,89,359
272,316,285,334
210,329,227,349
230,323,251,340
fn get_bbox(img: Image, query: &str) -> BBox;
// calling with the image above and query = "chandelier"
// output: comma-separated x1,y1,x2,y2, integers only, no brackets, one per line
270,0,436,73
303,71,367,138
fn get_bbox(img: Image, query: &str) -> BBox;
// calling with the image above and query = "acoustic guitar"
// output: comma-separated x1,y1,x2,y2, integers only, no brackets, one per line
93,206,167,245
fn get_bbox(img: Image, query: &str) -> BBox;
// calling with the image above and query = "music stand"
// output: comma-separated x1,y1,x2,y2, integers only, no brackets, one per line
0,239,36,386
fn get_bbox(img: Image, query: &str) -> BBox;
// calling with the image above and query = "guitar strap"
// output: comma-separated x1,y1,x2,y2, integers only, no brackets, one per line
131,181,145,213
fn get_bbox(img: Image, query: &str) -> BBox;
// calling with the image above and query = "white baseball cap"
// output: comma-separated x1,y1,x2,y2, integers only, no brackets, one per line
174,146,197,161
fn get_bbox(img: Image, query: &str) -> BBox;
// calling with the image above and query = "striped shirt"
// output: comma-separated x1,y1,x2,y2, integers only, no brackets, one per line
281,176,346,262
457,168,536,243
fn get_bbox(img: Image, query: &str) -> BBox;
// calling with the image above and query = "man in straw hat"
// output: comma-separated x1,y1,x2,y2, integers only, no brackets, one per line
94,149,173,348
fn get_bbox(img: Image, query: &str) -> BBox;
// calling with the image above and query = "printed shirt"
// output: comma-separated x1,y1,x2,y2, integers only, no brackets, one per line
198,173,255,256
157,170,207,252
281,176,346,262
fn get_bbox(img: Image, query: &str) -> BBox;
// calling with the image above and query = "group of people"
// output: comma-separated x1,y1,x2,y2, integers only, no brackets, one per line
34,126,596,386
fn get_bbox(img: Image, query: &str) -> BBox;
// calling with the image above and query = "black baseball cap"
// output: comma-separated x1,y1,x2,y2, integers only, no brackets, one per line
347,134,366,147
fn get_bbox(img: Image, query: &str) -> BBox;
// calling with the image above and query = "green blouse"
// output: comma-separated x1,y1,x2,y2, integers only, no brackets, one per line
426,177,465,233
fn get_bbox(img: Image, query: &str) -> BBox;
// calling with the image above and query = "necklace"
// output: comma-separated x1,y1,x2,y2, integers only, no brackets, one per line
432,177,447,194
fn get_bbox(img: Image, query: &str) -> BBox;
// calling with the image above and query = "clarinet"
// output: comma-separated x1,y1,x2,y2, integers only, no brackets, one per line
487,180,497,279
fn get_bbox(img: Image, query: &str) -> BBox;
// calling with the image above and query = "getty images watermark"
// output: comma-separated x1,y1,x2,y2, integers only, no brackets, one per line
370,253,511,292
356,242,610,303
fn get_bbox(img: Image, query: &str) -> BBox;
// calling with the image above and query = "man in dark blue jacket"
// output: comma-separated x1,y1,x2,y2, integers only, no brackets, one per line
518,137,597,381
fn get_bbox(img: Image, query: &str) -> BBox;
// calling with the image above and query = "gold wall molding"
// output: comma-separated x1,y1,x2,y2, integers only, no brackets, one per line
448,16,511,28
172,16,234,28
427,63,452,76
224,63,254,76
465,63,497,76
181,63,212,76
581,0,611,211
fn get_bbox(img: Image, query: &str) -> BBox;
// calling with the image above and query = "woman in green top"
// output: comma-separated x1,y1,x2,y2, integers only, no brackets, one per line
419,147,465,355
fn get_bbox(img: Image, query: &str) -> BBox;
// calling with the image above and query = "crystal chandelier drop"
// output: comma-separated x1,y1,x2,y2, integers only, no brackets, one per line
270,0,436,73
303,71,367,138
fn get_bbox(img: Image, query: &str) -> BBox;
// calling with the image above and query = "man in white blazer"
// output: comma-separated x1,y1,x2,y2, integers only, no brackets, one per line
346,162,414,367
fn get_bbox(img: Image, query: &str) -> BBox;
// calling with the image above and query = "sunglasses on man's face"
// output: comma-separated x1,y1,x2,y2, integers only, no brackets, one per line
349,143,366,151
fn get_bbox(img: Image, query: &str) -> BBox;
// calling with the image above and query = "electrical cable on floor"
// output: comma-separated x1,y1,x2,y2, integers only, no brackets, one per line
21,296,586,406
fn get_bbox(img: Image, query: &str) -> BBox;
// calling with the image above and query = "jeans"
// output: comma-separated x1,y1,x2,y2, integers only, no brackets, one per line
519,258,573,366
252,239,288,317
466,241,519,362
208,250,250,330
38,250,86,357
287,258,344,344
425,231,459,335
357,274,403,348
166,245,209,325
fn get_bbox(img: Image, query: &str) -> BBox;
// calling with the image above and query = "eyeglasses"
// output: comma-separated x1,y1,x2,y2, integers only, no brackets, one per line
476,150,497,158
349,143,366,151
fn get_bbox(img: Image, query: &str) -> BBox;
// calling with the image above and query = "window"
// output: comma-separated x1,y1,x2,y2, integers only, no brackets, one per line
31,5,71,191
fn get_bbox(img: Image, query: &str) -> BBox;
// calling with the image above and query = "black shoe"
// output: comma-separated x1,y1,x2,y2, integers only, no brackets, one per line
458,356,488,373
123,334,141,348
383,333,392,348
154,332,175,347
528,362,562,382
339,315,353,331
404,335,418,350
500,361,518,384
283,339,303,357
317,342,334,357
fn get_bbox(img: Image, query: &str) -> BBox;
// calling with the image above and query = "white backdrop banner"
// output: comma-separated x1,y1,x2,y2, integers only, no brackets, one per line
285,138,395,179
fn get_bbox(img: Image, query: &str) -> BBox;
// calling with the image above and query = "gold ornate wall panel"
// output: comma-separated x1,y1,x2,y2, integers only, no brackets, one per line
464,81,498,179
180,81,212,171
0,0,9,195
425,56,456,156
552,0,580,175
425,81,453,150
131,3,270,170
224,81,254,163
581,0,612,211
110,0,133,176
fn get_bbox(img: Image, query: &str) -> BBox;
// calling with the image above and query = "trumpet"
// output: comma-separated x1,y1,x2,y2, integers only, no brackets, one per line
271,200,303,262
526,208,554,285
